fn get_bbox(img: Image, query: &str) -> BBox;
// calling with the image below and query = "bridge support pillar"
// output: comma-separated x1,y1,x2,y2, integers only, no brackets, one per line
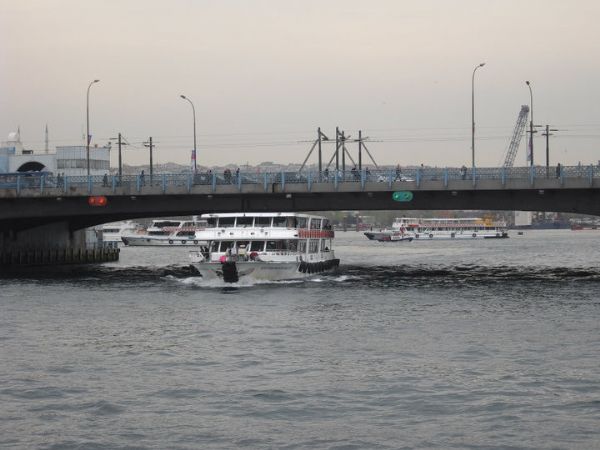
0,221,119,269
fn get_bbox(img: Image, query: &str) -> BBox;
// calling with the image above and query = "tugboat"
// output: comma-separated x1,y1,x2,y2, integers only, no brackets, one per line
189,213,339,282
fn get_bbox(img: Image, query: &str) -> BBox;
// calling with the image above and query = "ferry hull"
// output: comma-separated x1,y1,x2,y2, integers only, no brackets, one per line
194,259,340,283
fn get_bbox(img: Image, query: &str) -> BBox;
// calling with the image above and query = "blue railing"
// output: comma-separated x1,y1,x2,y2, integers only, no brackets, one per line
1,165,598,195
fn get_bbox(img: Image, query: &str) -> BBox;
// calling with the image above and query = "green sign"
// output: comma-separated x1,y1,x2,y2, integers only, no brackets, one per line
392,191,413,202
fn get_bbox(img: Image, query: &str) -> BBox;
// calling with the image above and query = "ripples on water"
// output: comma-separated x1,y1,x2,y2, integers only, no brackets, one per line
1,231,600,449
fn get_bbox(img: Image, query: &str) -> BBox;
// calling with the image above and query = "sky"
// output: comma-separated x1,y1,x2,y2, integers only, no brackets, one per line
1,0,600,169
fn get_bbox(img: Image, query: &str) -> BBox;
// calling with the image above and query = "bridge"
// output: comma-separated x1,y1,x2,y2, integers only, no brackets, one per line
2,164,599,230
2,164,598,266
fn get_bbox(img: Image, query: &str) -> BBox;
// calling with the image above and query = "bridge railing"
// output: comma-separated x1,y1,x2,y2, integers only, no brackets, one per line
1,164,599,195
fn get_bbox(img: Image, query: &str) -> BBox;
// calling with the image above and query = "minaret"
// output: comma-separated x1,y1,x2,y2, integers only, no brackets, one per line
45,124,49,153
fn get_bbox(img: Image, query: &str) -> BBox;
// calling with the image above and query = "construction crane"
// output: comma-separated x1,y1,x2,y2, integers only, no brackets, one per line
502,105,529,167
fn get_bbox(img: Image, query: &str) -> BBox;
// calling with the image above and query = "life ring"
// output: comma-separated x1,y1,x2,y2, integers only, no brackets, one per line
194,240,199,245
429,233,434,239
181,240,187,244
472,233,477,238
168,239,174,244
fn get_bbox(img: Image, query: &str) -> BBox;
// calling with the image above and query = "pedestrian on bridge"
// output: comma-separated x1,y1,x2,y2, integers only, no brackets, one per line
556,163,562,178
395,165,402,181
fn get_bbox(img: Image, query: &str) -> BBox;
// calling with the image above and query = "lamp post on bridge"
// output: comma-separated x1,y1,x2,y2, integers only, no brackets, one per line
525,80,536,167
180,95,197,173
86,79,100,177
471,62,485,169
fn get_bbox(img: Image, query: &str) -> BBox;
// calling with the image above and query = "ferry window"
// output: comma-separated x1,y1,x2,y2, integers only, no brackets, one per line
309,219,321,230
255,216,271,227
103,228,119,233
287,240,298,251
236,241,250,250
155,221,180,228
206,218,218,228
219,217,235,228
182,222,194,227
298,240,307,253
176,230,195,237
322,219,331,230
272,217,287,227
296,217,307,228
250,241,265,252
219,241,234,252
321,240,329,251
210,241,219,252
236,217,253,227
309,239,319,253
286,217,297,228
266,240,279,250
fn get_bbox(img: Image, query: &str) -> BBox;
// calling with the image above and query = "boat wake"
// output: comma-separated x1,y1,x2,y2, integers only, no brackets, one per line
3,263,600,288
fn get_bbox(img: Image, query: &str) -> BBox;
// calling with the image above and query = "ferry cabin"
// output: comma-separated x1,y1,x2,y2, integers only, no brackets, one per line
196,213,334,263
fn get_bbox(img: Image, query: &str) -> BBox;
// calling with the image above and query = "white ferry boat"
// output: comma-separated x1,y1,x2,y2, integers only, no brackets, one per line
121,218,208,246
99,221,142,244
364,217,508,241
189,213,340,282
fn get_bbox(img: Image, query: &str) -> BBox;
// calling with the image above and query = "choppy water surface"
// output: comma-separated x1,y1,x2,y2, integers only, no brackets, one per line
1,230,600,449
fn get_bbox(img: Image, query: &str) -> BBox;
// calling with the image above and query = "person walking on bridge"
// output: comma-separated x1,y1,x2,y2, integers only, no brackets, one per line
395,164,402,181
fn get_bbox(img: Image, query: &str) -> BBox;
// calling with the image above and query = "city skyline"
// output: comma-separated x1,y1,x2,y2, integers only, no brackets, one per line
2,0,600,168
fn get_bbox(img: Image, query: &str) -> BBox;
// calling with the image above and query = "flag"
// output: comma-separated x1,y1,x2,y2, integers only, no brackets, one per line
527,134,532,162
87,134,92,145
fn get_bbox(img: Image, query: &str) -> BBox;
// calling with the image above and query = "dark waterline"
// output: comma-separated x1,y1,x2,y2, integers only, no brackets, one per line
1,230,600,449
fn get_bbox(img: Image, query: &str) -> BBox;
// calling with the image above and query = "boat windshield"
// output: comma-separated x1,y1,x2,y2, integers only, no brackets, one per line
236,217,254,227
296,217,307,228
255,216,271,227
219,217,235,228
309,218,321,229
272,217,288,228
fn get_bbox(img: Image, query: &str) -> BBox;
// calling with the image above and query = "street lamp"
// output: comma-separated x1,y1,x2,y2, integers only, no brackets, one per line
86,79,100,177
180,94,197,173
471,62,485,169
525,80,534,166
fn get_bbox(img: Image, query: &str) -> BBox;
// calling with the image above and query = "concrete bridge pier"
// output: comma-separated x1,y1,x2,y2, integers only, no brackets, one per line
0,221,119,269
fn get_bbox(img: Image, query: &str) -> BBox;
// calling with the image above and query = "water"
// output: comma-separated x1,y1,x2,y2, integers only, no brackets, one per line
1,230,600,449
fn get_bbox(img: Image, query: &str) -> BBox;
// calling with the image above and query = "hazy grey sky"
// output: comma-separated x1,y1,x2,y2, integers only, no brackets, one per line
1,0,599,168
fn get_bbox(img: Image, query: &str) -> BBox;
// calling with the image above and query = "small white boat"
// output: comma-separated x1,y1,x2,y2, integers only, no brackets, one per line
99,221,142,245
121,218,208,246
365,217,508,241
189,213,340,282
